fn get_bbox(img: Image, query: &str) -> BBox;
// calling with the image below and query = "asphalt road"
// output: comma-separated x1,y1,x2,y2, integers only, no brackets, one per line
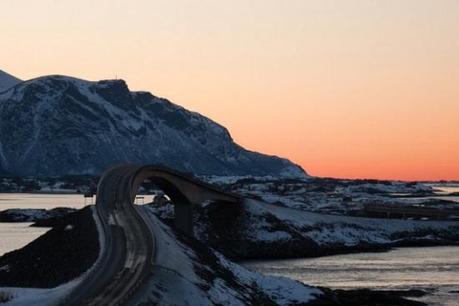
65,165,154,306
63,164,239,306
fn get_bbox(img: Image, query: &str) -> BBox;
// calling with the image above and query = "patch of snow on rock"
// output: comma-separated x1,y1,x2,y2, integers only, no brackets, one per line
130,206,323,305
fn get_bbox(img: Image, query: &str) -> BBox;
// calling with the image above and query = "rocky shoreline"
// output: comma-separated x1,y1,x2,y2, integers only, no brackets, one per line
0,207,76,223
0,194,457,305
316,288,428,306
2,202,458,261
0,207,430,305
190,200,459,260
0,207,98,288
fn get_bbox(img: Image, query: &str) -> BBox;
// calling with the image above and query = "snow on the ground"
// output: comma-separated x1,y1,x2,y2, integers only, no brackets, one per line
215,252,322,305
0,279,79,306
201,175,309,186
245,199,458,246
210,176,458,219
130,206,322,305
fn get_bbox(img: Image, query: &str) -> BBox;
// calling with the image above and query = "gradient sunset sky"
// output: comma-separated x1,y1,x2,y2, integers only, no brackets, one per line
1,0,458,181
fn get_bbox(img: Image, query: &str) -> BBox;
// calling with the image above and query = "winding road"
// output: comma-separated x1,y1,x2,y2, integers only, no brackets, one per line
64,164,239,306
65,165,154,306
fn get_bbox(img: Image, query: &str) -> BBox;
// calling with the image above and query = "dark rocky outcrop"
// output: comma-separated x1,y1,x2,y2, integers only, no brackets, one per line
310,288,427,306
0,207,75,223
0,206,99,288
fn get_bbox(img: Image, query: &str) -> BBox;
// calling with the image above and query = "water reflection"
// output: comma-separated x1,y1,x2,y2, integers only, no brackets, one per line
243,246,459,305
0,223,49,256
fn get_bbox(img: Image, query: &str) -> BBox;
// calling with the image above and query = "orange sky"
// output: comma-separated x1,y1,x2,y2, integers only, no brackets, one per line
1,0,458,180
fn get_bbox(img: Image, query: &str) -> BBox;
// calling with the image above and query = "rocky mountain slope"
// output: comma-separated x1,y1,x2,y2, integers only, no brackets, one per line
0,70,21,92
0,74,306,177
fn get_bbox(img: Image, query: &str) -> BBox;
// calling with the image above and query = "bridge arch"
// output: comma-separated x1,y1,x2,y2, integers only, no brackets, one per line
128,165,240,236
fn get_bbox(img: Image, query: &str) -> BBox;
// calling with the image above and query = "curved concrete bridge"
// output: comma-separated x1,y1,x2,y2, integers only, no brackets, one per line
65,164,240,306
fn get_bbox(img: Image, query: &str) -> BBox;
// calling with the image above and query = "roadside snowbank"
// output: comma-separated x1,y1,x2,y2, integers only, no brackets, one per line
130,206,323,305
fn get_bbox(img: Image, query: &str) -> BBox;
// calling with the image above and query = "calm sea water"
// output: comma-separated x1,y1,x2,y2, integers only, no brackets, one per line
409,186,459,203
0,194,88,256
0,193,155,210
435,186,459,194
0,193,154,256
0,193,88,210
0,223,49,256
243,246,459,306
0,193,458,306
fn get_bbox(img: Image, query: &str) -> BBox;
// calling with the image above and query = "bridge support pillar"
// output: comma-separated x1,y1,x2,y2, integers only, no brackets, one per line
174,201,194,237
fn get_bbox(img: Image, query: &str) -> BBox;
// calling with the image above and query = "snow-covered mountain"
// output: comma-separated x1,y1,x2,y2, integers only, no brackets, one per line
0,75,307,177
0,70,21,92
